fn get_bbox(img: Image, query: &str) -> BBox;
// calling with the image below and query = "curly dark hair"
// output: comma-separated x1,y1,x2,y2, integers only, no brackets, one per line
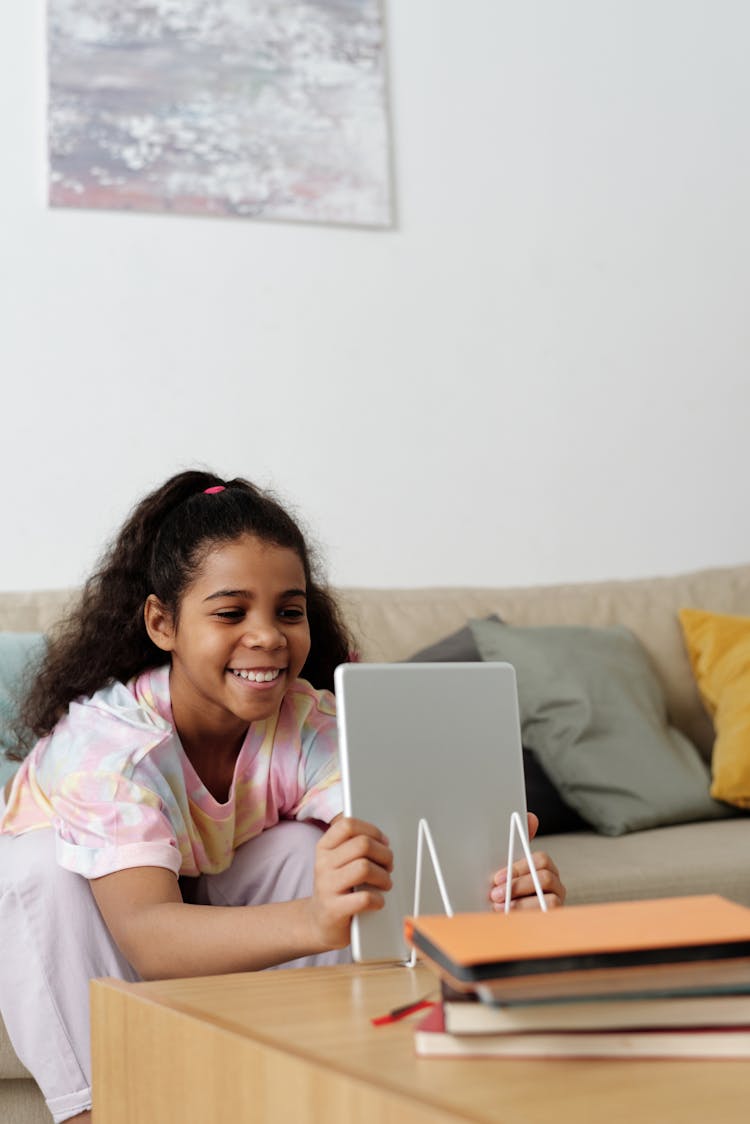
11,470,353,756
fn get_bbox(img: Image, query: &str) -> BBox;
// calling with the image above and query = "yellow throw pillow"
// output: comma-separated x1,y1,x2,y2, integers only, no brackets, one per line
679,608,750,808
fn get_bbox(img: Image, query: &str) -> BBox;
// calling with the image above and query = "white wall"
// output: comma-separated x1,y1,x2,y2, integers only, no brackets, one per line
2,1,749,591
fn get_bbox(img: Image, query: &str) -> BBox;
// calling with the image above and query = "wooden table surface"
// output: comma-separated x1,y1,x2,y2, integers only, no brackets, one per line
91,962,750,1124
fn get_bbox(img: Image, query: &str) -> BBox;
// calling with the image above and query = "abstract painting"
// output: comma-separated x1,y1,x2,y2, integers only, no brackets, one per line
47,0,392,227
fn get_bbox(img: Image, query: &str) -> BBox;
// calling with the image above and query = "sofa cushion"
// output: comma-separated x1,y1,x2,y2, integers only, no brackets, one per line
406,620,499,663
520,748,587,836
406,620,586,836
0,632,46,786
470,618,733,836
538,817,750,907
679,608,750,809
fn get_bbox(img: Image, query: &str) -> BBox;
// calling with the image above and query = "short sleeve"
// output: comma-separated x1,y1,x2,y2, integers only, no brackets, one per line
51,771,182,878
291,693,343,823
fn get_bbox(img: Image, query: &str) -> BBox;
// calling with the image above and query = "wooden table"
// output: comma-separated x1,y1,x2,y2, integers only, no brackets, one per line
91,962,750,1124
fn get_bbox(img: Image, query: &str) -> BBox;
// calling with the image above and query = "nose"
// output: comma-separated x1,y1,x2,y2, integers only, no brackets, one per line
240,615,286,650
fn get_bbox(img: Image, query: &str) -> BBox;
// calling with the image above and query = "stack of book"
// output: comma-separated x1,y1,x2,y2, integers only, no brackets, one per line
404,895,750,1057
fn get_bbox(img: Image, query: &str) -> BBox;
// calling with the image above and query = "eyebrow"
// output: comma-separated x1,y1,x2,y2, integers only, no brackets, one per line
202,588,307,603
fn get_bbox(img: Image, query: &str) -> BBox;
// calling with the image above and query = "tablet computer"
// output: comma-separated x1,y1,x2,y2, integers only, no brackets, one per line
334,662,528,963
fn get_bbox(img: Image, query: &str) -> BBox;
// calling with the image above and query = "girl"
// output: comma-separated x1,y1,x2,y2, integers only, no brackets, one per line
0,470,564,1124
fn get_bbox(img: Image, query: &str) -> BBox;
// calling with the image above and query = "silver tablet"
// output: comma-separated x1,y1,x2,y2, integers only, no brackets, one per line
334,662,528,963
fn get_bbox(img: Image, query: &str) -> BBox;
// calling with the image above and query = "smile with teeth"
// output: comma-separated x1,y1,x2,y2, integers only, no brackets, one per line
230,668,283,683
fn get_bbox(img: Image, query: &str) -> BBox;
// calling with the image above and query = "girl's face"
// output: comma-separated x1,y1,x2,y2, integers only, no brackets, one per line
147,533,311,749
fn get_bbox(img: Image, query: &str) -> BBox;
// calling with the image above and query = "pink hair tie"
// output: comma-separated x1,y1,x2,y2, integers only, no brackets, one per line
203,485,226,494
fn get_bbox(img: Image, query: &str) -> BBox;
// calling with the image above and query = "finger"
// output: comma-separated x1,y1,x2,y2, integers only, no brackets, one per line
319,816,389,850
324,856,393,896
524,853,560,884
319,833,394,874
493,851,560,887
494,892,565,912
489,866,564,905
314,886,388,937
512,864,564,895
526,811,539,840
346,887,388,915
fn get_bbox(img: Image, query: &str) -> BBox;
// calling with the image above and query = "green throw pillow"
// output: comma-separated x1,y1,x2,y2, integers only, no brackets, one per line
469,618,733,836
0,632,46,787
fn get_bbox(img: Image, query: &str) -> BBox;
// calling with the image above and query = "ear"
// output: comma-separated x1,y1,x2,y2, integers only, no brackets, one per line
144,594,177,652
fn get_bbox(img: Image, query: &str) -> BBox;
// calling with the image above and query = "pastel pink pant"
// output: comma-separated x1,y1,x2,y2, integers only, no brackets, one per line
0,809,348,1123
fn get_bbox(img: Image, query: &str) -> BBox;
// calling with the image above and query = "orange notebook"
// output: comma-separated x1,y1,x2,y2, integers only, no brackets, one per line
405,896,750,1001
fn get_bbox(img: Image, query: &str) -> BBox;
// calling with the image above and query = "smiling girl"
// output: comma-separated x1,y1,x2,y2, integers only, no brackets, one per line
0,470,564,1123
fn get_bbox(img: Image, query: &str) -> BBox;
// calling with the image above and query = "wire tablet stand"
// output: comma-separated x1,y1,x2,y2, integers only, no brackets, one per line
407,811,547,968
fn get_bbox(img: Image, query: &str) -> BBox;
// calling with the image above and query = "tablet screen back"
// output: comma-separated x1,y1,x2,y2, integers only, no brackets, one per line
334,662,527,963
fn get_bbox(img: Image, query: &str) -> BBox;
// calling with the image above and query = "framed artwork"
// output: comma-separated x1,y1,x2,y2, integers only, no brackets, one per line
47,1,392,228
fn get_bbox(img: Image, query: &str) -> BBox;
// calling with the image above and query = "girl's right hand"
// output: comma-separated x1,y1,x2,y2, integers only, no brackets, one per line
308,816,393,950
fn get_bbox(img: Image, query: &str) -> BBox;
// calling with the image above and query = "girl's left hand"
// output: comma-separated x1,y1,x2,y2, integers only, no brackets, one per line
488,812,566,910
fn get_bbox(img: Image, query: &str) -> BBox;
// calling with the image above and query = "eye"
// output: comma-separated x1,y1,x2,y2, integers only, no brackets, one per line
278,607,306,620
215,609,245,621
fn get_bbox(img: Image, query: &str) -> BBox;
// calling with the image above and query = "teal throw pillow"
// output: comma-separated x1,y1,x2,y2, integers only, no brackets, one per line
0,632,46,787
469,618,733,836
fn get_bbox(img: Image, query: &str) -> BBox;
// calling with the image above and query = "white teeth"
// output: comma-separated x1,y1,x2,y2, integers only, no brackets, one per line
231,668,281,683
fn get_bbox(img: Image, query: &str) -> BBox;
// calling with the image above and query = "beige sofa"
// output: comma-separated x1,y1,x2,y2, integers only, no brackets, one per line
2,562,750,1121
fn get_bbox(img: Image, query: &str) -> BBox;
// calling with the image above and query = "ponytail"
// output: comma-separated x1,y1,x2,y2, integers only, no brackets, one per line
12,470,352,753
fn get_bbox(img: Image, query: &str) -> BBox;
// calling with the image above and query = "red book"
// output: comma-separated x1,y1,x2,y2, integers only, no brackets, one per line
414,1003,750,1059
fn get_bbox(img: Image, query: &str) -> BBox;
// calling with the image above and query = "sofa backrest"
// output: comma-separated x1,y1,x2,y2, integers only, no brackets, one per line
336,563,750,757
2,562,749,756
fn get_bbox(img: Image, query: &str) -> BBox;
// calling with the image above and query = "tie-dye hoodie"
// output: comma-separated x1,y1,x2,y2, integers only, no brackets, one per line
0,665,342,878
